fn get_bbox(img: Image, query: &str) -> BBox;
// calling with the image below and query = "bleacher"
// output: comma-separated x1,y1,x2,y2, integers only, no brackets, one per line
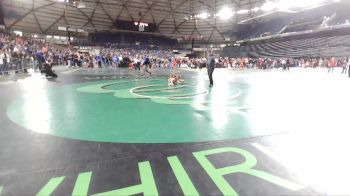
231,1,350,53
236,19,290,40
282,18,323,34
90,32,177,48
222,34,350,58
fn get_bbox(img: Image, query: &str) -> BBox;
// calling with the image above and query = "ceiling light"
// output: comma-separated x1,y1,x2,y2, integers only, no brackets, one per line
197,12,209,19
237,9,249,14
77,0,86,9
252,7,260,12
13,30,22,36
261,1,277,11
217,7,234,20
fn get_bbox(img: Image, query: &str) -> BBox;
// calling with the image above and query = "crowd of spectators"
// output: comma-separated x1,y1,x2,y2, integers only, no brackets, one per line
0,32,36,75
1,31,350,77
207,57,350,73
0,31,180,75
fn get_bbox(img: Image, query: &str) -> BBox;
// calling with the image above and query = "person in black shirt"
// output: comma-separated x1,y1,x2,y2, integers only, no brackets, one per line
43,60,57,78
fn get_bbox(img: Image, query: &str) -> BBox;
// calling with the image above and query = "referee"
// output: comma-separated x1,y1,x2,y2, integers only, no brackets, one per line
207,53,215,87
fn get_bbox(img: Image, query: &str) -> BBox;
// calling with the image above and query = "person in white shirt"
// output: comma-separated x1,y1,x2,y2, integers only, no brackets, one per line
341,58,348,74
0,49,4,75
281,59,287,70
133,57,141,71
2,49,10,75
347,58,350,78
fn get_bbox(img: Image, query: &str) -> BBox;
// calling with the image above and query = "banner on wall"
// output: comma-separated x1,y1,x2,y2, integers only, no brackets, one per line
193,48,221,51
58,26,85,33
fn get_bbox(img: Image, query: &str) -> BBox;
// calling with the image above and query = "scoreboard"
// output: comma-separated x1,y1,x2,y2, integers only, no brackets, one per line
115,20,158,32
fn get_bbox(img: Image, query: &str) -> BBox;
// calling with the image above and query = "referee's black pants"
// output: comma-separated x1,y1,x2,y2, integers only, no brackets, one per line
207,66,215,86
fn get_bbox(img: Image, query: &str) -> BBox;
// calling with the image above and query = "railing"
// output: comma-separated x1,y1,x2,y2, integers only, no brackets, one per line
0,57,39,74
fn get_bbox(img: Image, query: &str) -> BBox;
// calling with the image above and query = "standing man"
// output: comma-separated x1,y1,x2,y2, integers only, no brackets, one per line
112,54,119,68
134,56,140,72
3,49,10,75
96,53,103,68
207,53,215,87
328,57,336,73
35,50,44,71
347,57,350,78
282,58,286,70
0,48,4,75
286,58,291,70
142,56,152,76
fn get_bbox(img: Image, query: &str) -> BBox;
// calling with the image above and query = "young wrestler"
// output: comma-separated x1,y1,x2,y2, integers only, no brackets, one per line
168,74,184,86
